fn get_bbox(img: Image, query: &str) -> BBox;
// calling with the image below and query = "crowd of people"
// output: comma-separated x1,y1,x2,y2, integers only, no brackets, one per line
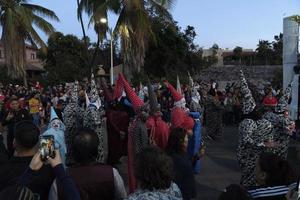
0,70,298,200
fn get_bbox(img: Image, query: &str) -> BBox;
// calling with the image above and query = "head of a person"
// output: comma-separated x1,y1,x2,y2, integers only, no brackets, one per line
13,121,40,154
56,99,64,110
134,146,173,191
166,128,189,154
72,129,99,164
255,153,296,186
10,98,20,111
218,184,251,200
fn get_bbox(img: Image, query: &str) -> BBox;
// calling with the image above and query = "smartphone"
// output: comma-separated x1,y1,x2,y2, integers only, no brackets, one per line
39,135,55,161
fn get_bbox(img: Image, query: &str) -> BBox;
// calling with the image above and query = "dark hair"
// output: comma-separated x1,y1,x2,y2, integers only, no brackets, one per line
14,121,40,149
134,146,173,191
72,129,99,164
218,184,252,200
166,128,186,154
258,153,296,186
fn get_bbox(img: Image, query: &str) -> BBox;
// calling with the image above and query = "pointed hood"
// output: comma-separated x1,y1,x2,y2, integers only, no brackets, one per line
90,74,99,103
275,84,292,113
113,75,124,100
176,75,182,94
101,78,113,102
164,81,184,102
120,73,144,110
188,71,194,87
171,107,194,131
50,107,59,121
240,70,256,115
147,79,160,115
88,74,102,109
70,81,79,103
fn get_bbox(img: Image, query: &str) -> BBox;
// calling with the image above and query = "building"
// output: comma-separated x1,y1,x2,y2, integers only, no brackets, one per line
202,48,255,67
0,41,45,79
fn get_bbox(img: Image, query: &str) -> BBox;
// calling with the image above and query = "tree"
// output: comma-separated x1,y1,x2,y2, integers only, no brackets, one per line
40,32,90,84
272,33,283,65
77,0,175,76
256,40,272,65
0,0,59,86
233,46,243,65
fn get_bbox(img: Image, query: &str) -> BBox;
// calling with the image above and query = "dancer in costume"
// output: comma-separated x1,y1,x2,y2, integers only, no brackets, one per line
263,84,295,159
237,70,275,187
117,74,149,193
83,74,107,163
101,78,130,165
63,81,81,164
43,107,67,165
187,73,203,174
146,79,170,149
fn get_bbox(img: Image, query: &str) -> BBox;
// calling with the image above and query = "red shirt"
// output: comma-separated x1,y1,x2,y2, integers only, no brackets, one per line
263,96,278,106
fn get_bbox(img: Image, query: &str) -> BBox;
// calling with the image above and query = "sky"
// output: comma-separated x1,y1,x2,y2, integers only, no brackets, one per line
31,0,300,49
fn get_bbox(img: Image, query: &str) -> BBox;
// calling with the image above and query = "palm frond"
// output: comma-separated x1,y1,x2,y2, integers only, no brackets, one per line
21,3,60,22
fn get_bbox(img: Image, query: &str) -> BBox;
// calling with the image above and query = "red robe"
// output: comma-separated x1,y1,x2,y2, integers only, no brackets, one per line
146,115,170,149
106,109,129,165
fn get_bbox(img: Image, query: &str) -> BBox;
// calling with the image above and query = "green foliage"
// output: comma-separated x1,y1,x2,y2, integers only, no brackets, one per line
143,17,214,83
0,0,59,80
41,32,90,84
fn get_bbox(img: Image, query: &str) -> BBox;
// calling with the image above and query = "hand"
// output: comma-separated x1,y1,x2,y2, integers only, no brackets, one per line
29,152,43,171
47,150,62,168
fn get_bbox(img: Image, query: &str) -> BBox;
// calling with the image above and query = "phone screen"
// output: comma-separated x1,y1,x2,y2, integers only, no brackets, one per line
39,135,55,161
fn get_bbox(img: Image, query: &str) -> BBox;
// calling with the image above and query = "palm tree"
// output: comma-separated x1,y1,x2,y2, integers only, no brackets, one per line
77,0,174,75
233,46,243,65
0,0,59,86
256,40,272,65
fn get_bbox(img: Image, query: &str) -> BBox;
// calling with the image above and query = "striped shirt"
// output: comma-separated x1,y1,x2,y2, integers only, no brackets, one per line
248,183,296,199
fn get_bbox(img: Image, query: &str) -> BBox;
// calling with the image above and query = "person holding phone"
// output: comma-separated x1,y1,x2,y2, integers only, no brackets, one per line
1,97,31,156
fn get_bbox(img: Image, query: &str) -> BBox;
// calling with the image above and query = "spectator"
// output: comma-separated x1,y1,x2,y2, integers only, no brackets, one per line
218,184,252,200
263,90,278,108
20,150,81,200
54,129,127,200
29,92,41,126
1,97,32,156
166,128,197,200
128,146,182,200
248,153,296,199
0,121,55,199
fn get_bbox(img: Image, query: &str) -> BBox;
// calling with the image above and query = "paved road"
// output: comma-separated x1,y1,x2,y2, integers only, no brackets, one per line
195,126,241,200
196,126,300,200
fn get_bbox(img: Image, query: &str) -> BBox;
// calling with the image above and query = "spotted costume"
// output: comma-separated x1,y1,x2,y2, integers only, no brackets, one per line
83,74,108,163
262,85,294,160
237,70,275,187
63,81,81,163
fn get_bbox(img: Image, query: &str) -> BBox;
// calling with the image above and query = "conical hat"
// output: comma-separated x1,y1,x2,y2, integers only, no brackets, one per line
240,70,256,114
164,81,184,102
275,84,292,113
120,74,144,110
147,78,159,115
176,75,182,95
50,107,59,121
